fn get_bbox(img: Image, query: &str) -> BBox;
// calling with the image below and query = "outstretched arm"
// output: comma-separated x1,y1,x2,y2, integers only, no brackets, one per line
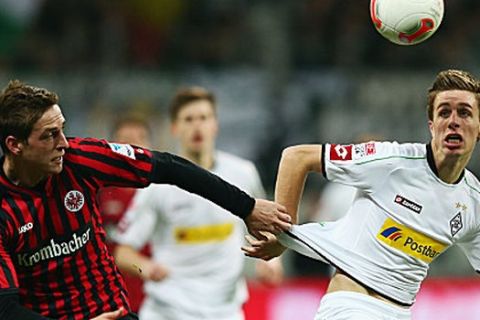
150,151,291,238
242,145,323,259
275,145,323,223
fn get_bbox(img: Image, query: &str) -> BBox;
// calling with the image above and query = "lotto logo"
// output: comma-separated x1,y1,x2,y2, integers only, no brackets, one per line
18,222,34,234
330,144,353,161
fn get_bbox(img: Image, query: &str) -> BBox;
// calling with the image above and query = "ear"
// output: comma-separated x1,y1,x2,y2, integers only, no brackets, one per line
212,119,219,137
5,136,24,155
428,120,434,137
170,122,178,137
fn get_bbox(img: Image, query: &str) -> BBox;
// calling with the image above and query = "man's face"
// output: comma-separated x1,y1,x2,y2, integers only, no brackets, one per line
171,99,218,154
429,90,480,158
20,104,69,175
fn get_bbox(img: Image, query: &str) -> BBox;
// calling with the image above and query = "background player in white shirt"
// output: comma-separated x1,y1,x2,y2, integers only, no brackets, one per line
114,86,283,320
243,69,480,320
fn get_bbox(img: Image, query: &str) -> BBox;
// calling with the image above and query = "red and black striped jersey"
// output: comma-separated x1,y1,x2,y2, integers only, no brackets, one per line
0,137,154,319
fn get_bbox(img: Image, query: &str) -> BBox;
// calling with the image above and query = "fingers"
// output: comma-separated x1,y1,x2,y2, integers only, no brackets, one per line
105,307,124,319
271,220,292,234
276,203,288,214
241,246,273,260
258,231,276,241
245,234,262,246
250,230,269,240
278,212,292,223
91,307,125,320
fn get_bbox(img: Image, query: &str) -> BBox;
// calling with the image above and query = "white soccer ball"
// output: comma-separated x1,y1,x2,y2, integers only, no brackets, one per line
370,0,444,45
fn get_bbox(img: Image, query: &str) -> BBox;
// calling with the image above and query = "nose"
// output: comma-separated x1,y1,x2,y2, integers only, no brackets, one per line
57,131,70,149
448,112,460,129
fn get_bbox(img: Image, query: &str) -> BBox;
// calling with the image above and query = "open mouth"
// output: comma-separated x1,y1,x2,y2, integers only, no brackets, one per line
444,134,463,146
52,156,63,163
192,134,203,143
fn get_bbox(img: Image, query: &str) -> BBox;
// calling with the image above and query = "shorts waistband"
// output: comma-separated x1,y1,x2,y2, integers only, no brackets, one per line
321,291,411,318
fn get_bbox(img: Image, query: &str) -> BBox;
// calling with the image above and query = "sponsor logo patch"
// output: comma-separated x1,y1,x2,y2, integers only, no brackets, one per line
17,224,91,267
330,144,353,161
108,143,136,159
377,218,447,263
394,195,422,214
64,190,85,212
174,223,234,244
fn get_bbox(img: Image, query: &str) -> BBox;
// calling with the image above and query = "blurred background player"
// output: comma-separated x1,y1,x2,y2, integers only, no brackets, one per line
97,114,153,313
114,86,283,320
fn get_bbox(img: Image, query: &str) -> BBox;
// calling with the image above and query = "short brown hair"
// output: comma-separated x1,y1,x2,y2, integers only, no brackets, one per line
0,80,59,153
111,113,151,138
427,69,480,120
169,86,216,122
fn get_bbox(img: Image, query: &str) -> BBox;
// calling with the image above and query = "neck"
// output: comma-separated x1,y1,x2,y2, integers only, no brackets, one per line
181,149,215,170
3,156,46,187
431,144,469,184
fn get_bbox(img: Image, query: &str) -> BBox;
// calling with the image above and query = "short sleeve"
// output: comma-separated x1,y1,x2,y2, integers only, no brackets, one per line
113,187,159,250
65,137,154,188
323,141,425,194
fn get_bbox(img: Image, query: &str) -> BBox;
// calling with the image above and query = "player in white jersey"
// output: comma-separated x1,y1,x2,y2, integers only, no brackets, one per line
114,86,283,320
242,69,480,320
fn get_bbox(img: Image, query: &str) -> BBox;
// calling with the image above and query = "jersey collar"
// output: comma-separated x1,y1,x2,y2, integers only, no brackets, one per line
426,143,464,185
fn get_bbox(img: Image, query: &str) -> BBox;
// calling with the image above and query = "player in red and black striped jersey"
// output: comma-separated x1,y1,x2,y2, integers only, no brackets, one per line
0,80,292,320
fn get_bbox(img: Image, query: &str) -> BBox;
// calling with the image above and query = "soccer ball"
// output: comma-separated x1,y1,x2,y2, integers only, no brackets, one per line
370,0,444,45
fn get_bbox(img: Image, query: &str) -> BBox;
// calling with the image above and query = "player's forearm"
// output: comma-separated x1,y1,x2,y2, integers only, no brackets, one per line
275,145,323,224
113,245,150,278
150,151,255,219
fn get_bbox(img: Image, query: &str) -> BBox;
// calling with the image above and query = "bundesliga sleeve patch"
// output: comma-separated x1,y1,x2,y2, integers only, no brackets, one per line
353,142,376,159
108,143,136,159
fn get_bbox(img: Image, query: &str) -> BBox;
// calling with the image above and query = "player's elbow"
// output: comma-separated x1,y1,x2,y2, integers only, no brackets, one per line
281,145,322,172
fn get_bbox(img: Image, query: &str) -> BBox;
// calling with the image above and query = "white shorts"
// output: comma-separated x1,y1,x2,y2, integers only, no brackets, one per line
138,297,245,320
315,291,411,320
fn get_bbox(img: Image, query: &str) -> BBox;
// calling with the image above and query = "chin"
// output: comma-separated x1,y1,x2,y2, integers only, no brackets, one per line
50,164,64,174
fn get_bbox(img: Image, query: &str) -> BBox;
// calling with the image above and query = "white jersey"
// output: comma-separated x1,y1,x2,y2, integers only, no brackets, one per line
115,151,265,318
278,141,480,306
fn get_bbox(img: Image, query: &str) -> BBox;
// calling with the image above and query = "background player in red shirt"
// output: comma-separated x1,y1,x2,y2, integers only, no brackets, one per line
97,114,153,313
0,80,291,320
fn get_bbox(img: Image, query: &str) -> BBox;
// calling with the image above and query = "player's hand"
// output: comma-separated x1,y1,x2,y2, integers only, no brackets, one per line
245,199,291,239
91,307,125,319
242,231,286,260
141,261,169,282
255,257,284,286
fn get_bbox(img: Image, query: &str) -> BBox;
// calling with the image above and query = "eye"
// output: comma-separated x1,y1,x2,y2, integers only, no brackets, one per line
458,109,472,118
438,109,450,118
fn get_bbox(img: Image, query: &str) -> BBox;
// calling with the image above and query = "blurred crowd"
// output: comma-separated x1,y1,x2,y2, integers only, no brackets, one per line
0,0,479,280
0,0,479,71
